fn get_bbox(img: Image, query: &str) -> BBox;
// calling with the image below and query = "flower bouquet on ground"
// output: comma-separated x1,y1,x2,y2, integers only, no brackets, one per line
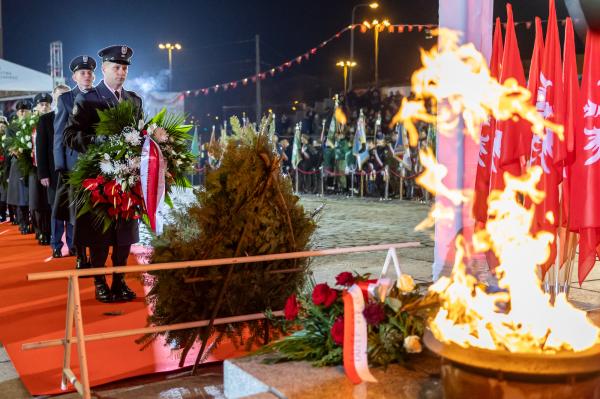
5,114,38,177
259,271,439,371
69,101,195,233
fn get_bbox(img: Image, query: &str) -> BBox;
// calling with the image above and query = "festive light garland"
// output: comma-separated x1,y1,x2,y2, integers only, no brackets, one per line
183,19,569,98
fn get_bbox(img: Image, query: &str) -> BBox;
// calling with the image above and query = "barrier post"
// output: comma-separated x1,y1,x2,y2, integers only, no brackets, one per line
61,277,75,391
295,168,299,194
384,166,389,200
320,167,325,197
71,278,91,399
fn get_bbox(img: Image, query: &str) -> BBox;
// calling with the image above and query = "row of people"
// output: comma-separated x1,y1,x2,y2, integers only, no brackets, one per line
0,46,143,304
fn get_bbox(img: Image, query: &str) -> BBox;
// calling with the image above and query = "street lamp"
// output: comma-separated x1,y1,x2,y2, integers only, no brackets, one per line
363,19,390,87
158,42,182,91
336,60,357,93
349,2,379,91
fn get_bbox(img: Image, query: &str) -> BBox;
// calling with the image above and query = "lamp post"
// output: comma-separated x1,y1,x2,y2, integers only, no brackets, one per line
336,60,357,93
363,19,390,87
349,2,378,91
158,42,182,91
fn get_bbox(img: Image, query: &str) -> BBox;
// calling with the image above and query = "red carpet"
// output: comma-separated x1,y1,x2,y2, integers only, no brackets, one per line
0,221,243,395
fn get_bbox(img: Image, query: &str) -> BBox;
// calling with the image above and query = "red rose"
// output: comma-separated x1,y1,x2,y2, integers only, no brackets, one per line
284,294,299,321
330,317,344,346
335,272,355,287
363,302,386,326
312,283,338,307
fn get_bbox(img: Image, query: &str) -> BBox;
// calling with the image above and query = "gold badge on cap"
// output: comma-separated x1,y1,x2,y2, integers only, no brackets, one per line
121,46,127,55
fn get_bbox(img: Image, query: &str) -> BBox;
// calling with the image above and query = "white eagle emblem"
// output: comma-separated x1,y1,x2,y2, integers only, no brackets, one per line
121,46,127,55
491,129,502,173
584,127,600,165
530,73,555,174
477,132,490,167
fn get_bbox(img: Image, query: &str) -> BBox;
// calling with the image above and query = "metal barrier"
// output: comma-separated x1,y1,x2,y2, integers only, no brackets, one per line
22,242,420,399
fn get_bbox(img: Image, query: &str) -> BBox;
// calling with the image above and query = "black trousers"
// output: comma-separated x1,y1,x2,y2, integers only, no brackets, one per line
32,210,51,235
89,245,131,268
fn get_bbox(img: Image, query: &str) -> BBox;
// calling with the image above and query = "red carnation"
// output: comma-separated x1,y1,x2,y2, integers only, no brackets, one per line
363,302,386,326
312,283,338,307
330,317,344,346
284,294,299,321
335,272,355,287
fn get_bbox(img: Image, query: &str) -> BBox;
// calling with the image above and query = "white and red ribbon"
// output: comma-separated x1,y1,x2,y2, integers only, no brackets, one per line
342,284,377,384
140,136,166,235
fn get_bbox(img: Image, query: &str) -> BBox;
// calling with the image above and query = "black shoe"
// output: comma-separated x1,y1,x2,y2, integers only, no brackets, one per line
40,234,50,246
76,257,93,278
52,248,62,258
35,232,41,241
111,274,136,302
68,248,77,257
94,276,112,303
11,219,18,225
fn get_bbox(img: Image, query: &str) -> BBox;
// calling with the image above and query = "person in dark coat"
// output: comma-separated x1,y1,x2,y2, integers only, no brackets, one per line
64,45,142,303
6,100,32,234
29,93,53,245
0,116,10,222
53,55,96,266
37,85,72,257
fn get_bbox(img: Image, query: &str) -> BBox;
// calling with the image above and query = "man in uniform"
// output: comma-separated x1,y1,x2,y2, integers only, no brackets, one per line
64,45,142,303
7,101,32,234
37,85,71,257
0,116,10,222
29,93,53,245
54,55,96,265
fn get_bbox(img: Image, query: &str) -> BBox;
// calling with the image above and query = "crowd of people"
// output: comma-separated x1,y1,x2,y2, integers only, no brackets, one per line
0,46,142,304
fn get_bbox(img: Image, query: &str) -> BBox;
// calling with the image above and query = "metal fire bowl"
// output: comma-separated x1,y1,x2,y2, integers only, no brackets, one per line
424,330,600,376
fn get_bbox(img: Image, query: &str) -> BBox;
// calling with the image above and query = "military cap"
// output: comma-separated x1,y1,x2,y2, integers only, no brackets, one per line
69,55,97,72
34,93,53,105
15,100,32,111
98,45,134,65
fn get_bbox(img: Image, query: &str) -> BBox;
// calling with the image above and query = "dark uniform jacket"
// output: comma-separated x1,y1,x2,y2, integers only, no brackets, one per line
36,111,59,206
53,86,82,172
64,80,143,247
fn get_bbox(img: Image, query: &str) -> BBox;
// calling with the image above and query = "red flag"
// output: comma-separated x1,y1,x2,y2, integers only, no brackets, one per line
520,17,545,162
490,4,527,192
473,17,503,223
569,29,600,284
529,0,564,228
560,17,579,229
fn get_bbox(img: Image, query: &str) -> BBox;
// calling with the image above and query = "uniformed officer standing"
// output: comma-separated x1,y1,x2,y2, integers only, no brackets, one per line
53,55,96,264
7,101,32,234
0,116,10,222
37,85,71,257
30,93,53,245
64,45,142,303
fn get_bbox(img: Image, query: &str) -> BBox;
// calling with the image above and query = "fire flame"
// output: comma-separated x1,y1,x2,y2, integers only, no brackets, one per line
407,30,600,353
392,28,563,147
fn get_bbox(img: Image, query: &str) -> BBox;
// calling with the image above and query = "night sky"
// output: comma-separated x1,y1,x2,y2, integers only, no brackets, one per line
3,0,578,121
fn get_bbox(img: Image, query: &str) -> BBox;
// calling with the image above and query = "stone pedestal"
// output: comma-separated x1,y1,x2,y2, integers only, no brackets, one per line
224,353,442,398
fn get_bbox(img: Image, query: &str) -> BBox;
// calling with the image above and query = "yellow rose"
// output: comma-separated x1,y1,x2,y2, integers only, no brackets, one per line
403,335,422,354
397,274,416,292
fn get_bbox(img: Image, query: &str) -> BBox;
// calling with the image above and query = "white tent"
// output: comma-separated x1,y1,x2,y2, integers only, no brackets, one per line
0,58,53,100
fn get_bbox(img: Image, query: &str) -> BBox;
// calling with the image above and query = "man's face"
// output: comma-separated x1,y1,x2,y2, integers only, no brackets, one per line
36,102,52,115
102,62,128,88
16,109,30,119
72,69,95,89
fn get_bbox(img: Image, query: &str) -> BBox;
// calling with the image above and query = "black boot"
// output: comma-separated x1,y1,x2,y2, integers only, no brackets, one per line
111,273,136,302
94,276,112,303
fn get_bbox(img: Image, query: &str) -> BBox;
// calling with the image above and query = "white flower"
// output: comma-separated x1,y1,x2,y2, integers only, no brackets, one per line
122,127,142,146
103,153,110,161
25,135,31,141
21,123,26,129
153,127,169,143
403,336,422,354
175,159,183,167
26,142,32,149
397,274,416,292
128,175,137,186
138,119,145,131
128,156,140,170
100,160,114,175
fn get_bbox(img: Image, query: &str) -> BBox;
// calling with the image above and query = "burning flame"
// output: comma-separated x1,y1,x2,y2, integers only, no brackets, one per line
428,167,599,352
406,29,600,353
392,28,563,147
